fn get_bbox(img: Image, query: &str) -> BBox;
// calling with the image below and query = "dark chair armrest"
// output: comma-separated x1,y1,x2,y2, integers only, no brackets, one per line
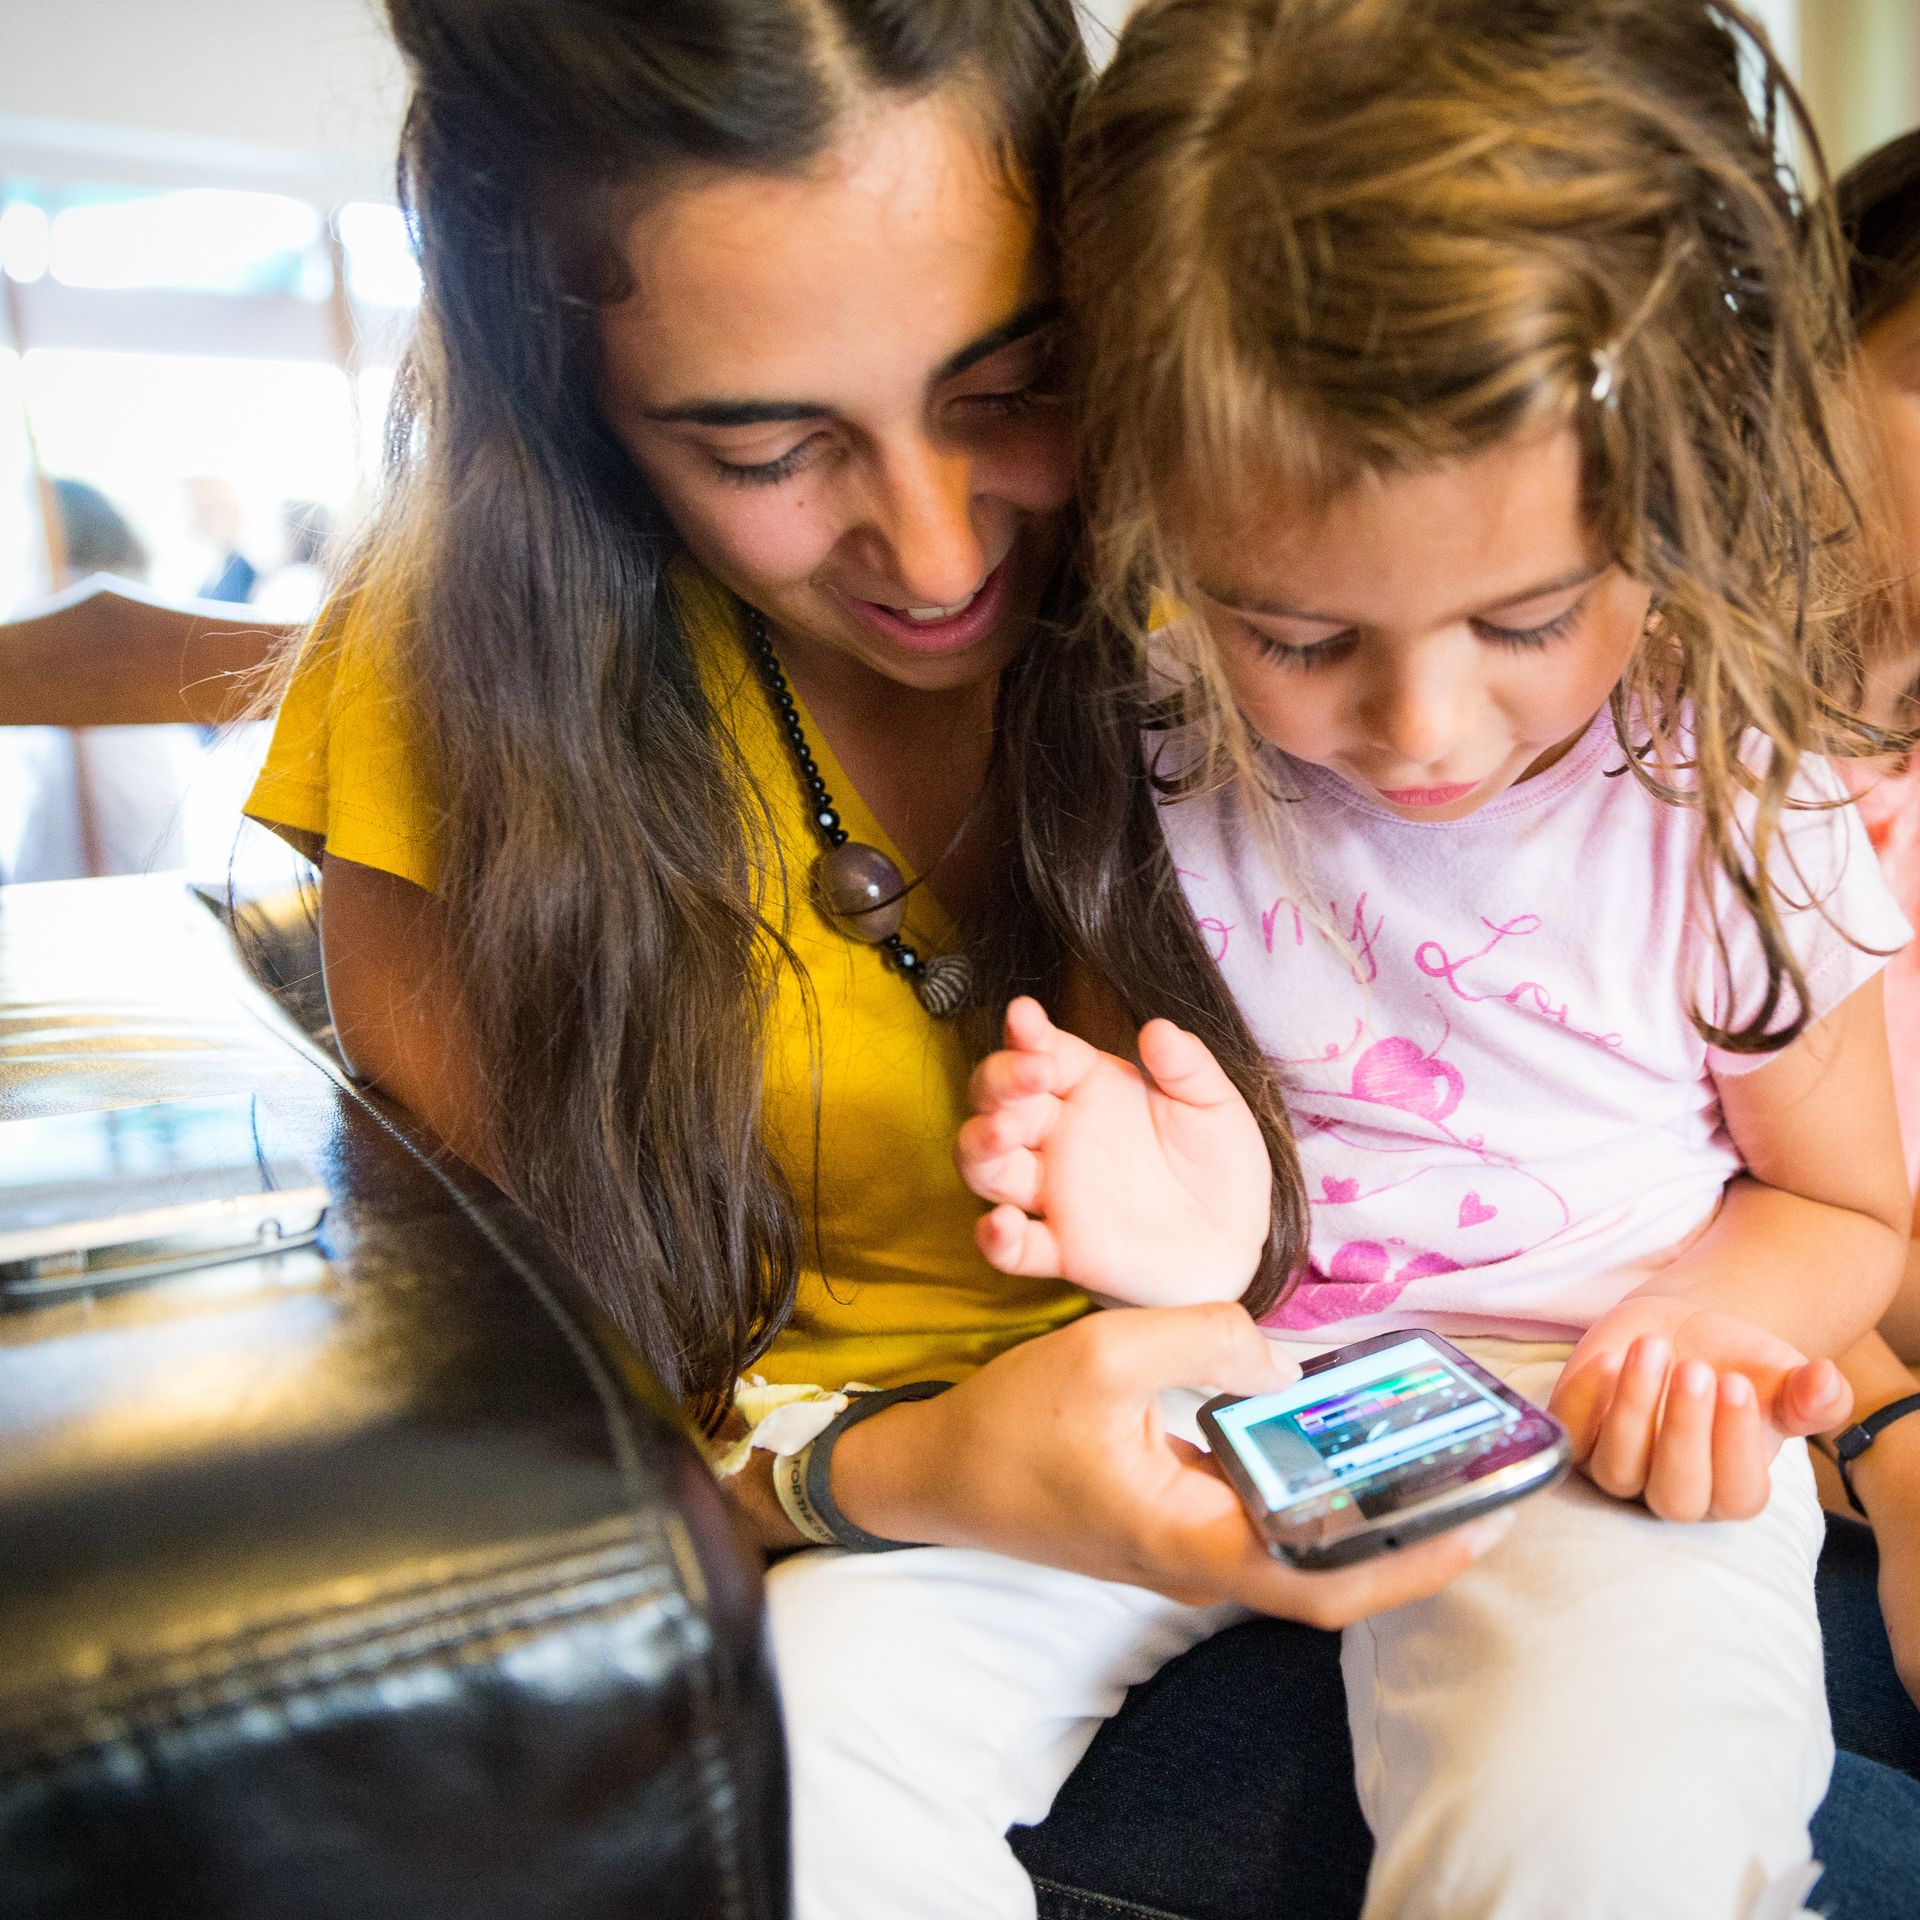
0,876,787,1920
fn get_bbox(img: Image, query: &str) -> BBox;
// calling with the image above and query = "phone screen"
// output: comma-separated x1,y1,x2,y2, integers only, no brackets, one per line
1209,1334,1525,1517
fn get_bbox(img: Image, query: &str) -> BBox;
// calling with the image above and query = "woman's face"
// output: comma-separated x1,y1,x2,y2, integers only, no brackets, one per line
1859,288,1920,636
1186,427,1651,821
600,85,1072,696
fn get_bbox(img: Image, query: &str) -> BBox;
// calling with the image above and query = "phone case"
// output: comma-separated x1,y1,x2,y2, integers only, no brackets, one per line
1199,1329,1569,1568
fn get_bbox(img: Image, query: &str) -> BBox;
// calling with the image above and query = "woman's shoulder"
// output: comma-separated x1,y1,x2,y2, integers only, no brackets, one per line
245,596,440,892
245,563,771,895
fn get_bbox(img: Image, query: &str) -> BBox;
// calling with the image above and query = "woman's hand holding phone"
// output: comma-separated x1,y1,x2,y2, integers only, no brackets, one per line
955,995,1269,1305
830,1301,1514,1623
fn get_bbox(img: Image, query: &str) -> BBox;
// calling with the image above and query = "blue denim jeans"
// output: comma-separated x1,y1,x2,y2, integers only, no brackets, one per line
1016,1515,1920,1918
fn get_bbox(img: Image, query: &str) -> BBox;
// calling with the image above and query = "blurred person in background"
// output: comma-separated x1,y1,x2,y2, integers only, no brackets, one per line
51,476,149,579
252,498,335,624
186,474,258,605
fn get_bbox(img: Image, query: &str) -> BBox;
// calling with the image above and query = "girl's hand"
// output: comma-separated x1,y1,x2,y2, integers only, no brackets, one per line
1550,1293,1852,1522
832,1301,1516,1622
955,995,1270,1305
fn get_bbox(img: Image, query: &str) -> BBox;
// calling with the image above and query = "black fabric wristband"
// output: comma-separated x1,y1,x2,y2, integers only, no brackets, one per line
1834,1390,1920,1519
797,1380,954,1553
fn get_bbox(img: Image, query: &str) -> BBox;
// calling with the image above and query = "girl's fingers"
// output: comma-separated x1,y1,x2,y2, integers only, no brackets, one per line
956,1093,1056,1161
968,1046,1057,1114
1774,1357,1850,1439
1643,1360,1715,1522
1002,996,1106,1098
1549,1349,1625,1463
953,1125,1044,1210
1002,994,1059,1052
1584,1336,1670,1498
974,1203,1064,1278
1137,1019,1241,1112
1707,1373,1772,1519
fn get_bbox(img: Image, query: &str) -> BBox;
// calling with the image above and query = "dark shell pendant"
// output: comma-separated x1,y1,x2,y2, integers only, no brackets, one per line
810,842,976,1017
911,951,975,1020
748,605,974,1020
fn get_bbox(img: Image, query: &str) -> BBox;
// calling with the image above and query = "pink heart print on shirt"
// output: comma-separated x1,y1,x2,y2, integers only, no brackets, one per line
1458,1191,1497,1228
1349,1035,1464,1124
1280,1242,1465,1329
1299,1031,1476,1326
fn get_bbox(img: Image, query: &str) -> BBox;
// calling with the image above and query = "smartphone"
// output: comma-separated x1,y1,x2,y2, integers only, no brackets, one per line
1198,1328,1569,1569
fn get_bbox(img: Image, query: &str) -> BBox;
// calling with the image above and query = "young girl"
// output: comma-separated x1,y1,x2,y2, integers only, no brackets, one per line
958,1,1913,1911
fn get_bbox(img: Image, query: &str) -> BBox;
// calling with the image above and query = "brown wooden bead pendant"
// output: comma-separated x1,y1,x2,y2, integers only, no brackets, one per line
812,840,908,943
746,608,975,1019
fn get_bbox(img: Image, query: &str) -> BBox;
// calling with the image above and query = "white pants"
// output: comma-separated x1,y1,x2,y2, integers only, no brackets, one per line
767,1342,1833,1920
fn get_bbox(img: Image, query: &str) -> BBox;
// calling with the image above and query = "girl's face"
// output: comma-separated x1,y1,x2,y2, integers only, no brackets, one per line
1187,427,1652,821
600,85,1072,697
1859,288,1920,636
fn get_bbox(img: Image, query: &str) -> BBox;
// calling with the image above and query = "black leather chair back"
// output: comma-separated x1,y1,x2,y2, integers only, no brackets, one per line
0,876,788,1920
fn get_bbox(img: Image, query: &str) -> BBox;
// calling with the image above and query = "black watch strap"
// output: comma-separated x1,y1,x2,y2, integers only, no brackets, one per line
797,1380,954,1553
1833,1391,1920,1518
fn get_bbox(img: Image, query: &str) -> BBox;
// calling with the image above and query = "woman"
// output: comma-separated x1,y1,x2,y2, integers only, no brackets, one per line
248,0,1487,1901
245,1,1920,1911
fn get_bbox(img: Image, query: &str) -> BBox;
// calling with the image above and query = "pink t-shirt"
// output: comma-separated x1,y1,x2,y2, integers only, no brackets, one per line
1160,709,1910,1342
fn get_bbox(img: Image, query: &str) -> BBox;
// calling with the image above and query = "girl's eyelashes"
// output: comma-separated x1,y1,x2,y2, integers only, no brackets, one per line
1471,588,1594,650
1239,587,1594,667
1241,624,1356,671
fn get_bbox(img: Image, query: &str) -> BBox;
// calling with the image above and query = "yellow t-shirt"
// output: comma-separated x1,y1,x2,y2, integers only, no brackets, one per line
244,571,1088,1389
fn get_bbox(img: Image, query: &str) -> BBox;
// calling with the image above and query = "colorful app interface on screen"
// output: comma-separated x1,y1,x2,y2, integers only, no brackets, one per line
1213,1336,1519,1514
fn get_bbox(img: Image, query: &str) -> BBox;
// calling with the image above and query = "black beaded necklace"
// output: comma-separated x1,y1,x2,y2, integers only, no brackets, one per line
745,608,974,1020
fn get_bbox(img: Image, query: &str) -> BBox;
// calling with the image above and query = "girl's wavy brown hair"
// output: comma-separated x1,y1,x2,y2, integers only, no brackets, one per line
1059,0,1893,1058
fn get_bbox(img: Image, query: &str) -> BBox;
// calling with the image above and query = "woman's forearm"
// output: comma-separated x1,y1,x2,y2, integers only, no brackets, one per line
724,1447,814,1553
319,852,502,1181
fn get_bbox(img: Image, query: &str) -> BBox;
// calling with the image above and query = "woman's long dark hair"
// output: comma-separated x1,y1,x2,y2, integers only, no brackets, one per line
983,586,1311,1317
335,1,1091,1426
326,0,1305,1420
335,0,1304,1428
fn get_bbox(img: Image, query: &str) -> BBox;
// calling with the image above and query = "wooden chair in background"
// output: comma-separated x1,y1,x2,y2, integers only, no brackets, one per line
0,574,294,876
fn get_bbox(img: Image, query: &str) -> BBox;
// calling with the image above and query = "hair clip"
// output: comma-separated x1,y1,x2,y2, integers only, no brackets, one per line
1589,344,1620,407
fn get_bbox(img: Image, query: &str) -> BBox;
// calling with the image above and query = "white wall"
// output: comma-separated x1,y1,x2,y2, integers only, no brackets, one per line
0,0,407,203
1077,0,1137,64
0,0,1150,197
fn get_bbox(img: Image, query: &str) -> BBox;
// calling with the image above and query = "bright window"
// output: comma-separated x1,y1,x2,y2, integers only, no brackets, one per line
338,200,421,308
40,186,329,299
